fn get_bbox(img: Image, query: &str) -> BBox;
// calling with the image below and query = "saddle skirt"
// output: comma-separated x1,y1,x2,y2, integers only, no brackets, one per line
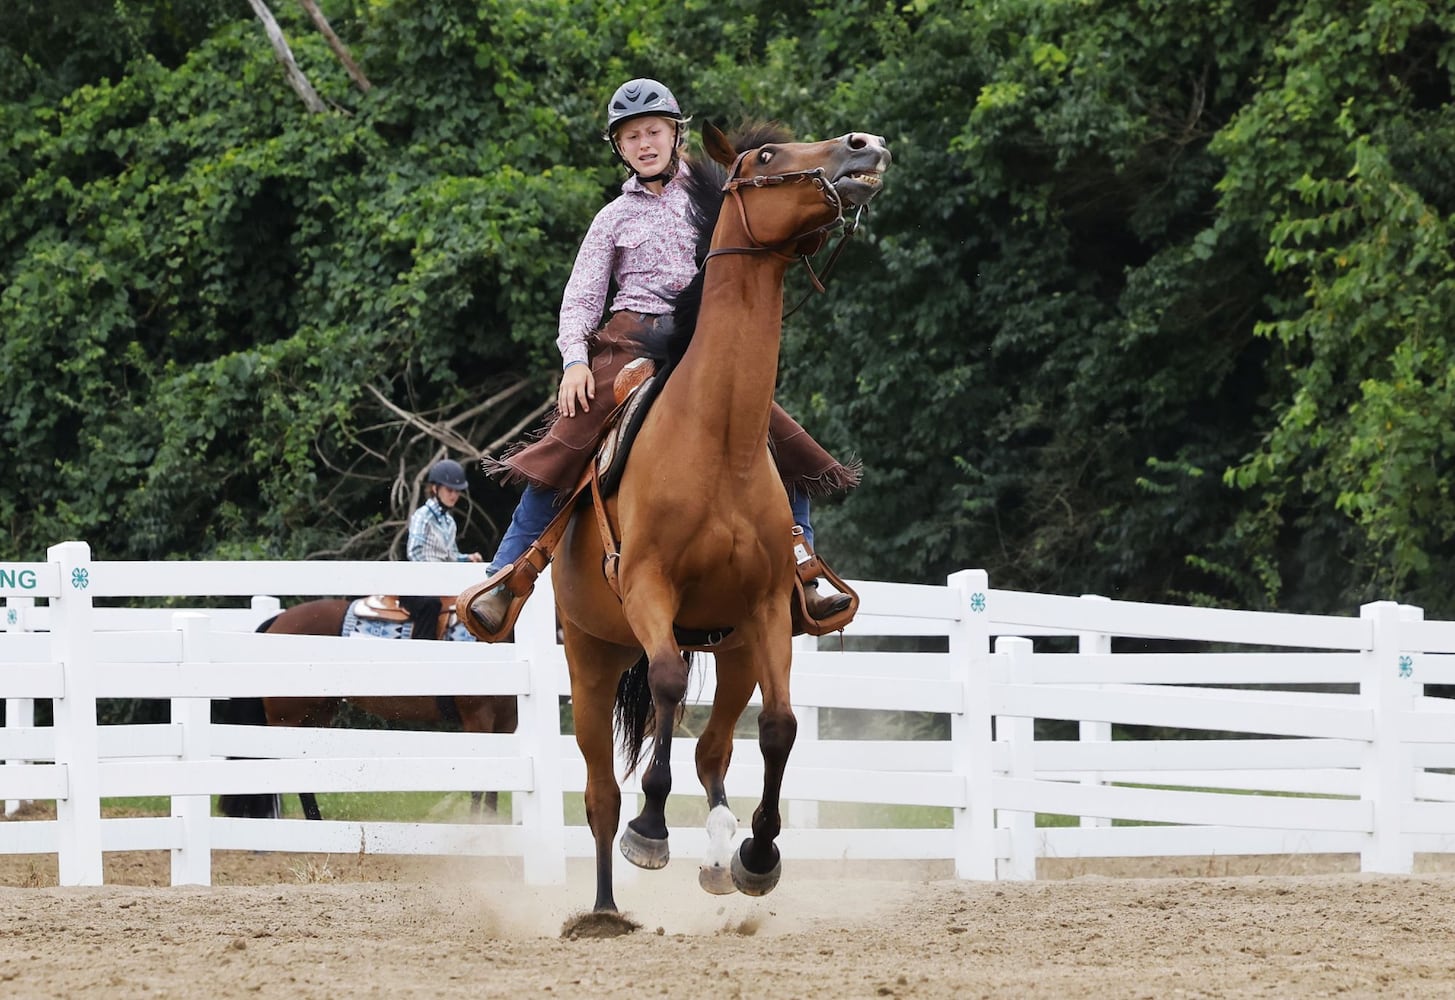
595,358,663,496
345,596,474,642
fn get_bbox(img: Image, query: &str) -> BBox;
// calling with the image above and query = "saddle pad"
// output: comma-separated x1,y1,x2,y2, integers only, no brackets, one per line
341,600,475,641
343,600,414,639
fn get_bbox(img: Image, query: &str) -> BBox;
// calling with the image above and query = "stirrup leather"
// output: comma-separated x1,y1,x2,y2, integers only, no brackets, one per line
790,525,859,636
454,466,596,642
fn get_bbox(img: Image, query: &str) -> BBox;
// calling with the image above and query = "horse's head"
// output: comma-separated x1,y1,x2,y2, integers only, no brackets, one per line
703,122,891,256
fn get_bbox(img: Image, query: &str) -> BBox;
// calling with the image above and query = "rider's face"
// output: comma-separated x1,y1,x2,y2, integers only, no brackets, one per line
436,486,462,508
616,116,677,176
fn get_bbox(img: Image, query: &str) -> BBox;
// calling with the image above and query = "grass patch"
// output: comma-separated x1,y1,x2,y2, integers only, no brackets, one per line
257,790,504,822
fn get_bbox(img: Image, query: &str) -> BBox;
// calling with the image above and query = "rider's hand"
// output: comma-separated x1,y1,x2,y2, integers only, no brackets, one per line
558,363,594,417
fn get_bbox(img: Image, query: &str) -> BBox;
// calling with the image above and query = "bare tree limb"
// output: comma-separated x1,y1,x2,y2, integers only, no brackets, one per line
477,398,554,457
296,0,373,93
366,384,483,457
246,0,327,113
364,377,548,460
307,373,555,560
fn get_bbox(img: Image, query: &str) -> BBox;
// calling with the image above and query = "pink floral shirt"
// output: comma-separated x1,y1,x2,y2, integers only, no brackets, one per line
556,165,699,368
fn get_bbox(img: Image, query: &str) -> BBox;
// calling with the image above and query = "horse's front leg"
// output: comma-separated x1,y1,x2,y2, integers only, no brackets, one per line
693,647,760,894
734,623,796,896
618,633,690,871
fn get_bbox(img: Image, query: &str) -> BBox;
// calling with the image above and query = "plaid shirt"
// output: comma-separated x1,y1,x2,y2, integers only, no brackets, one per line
407,498,467,562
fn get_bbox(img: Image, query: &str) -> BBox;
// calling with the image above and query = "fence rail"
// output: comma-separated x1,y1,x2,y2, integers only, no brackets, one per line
3,541,1453,886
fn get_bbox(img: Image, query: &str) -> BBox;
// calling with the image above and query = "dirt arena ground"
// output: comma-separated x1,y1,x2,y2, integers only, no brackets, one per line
5,832,1455,1000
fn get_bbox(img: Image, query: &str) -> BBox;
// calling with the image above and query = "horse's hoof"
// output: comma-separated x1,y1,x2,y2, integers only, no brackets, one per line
698,863,737,895
619,826,670,870
560,910,641,939
730,839,782,897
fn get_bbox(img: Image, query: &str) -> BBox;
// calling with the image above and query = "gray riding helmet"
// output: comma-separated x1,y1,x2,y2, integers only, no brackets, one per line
427,459,470,491
604,78,686,176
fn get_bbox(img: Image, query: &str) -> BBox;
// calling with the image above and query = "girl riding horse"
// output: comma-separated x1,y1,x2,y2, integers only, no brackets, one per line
459,78,855,640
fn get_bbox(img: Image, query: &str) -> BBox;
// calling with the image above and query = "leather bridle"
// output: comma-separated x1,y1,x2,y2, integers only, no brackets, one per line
702,147,872,313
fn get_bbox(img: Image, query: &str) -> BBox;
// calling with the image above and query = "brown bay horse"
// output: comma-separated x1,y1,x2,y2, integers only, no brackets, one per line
552,122,890,921
216,597,517,821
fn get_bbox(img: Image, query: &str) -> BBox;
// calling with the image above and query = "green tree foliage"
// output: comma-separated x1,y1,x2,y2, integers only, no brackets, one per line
1217,1,1455,610
3,0,1454,617
780,0,1282,604
2,1,633,559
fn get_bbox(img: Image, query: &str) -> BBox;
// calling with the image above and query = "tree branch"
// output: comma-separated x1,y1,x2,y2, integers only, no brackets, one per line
246,0,327,113
296,0,372,93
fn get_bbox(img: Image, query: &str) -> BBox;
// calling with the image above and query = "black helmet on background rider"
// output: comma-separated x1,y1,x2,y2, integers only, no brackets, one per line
603,77,688,181
427,459,470,491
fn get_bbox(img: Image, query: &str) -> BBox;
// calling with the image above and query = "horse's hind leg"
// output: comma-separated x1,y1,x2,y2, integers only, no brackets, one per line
458,696,517,820
298,793,323,821
562,621,640,912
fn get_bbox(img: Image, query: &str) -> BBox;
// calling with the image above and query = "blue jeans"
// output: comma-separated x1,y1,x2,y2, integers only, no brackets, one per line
488,484,556,572
790,489,814,547
489,484,816,572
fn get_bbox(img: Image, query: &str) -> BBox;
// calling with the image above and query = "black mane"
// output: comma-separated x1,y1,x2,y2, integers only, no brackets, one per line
664,120,796,366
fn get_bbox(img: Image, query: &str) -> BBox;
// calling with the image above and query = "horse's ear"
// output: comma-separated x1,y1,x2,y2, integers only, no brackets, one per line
701,121,736,167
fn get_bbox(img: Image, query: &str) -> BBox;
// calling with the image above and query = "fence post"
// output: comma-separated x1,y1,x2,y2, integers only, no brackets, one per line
250,595,282,627
995,636,1036,879
1077,595,1112,828
948,569,996,879
1359,600,1416,874
171,613,213,886
4,596,37,817
514,569,567,884
48,541,104,886
787,632,820,829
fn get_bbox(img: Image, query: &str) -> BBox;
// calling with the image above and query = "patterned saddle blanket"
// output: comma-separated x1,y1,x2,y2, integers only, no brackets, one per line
342,596,475,642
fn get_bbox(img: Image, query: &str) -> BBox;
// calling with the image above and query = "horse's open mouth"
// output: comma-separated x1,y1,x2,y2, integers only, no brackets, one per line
833,171,884,205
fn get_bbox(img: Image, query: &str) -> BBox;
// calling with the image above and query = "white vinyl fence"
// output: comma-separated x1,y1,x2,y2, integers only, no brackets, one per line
4,540,1455,887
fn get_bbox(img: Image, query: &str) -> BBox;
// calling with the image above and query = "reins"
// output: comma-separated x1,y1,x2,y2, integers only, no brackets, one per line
702,148,870,318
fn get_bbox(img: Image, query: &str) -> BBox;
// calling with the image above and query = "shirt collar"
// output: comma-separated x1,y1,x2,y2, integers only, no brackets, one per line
621,160,691,196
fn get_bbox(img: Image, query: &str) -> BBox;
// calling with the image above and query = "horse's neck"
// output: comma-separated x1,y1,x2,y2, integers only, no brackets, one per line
670,256,788,457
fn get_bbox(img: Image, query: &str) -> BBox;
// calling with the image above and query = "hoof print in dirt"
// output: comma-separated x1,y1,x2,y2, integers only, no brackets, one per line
560,911,642,939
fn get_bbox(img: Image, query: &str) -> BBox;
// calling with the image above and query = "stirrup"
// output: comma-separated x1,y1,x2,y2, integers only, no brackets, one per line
790,526,859,636
455,546,547,642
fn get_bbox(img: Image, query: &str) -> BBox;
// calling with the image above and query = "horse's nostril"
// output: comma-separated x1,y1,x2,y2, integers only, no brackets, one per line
847,133,867,149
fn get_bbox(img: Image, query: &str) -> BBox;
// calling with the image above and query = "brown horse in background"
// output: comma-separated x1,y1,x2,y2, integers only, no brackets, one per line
216,597,517,821
552,122,890,920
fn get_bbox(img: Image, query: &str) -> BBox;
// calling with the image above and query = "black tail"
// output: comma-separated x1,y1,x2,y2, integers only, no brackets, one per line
216,617,280,818
613,654,652,772
613,651,695,773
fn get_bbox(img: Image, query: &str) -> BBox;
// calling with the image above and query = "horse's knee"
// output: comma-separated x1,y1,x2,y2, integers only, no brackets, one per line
584,779,622,828
758,709,797,764
646,652,688,706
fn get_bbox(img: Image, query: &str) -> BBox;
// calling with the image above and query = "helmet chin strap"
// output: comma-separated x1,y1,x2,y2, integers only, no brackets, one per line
635,158,678,185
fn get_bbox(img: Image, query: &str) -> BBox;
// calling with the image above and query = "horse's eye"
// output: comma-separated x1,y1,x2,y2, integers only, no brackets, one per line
757,148,774,164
